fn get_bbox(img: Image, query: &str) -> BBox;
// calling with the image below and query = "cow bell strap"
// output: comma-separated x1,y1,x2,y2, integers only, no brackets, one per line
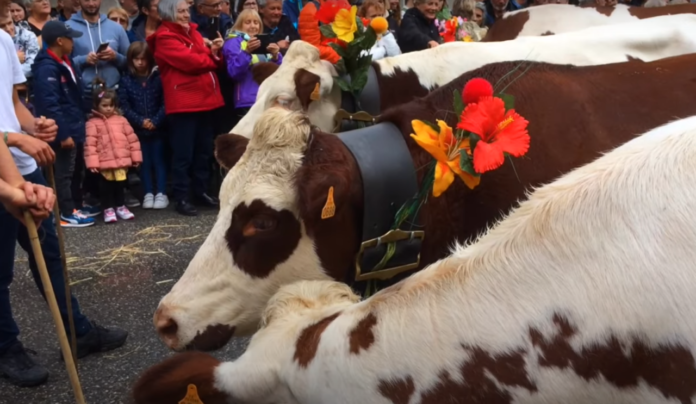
337,122,424,295
336,65,381,132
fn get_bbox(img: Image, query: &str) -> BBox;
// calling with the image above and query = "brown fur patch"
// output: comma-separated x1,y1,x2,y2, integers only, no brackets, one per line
294,68,321,111
252,62,279,86
293,313,341,368
481,10,530,42
188,324,236,352
628,3,696,18
378,376,416,404
214,133,249,170
530,314,696,404
594,5,615,17
373,63,430,112
132,351,227,404
349,313,378,354
225,200,302,278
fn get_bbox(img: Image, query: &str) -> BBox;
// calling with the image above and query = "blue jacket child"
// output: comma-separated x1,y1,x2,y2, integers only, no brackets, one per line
222,31,283,109
31,48,86,146
118,66,166,139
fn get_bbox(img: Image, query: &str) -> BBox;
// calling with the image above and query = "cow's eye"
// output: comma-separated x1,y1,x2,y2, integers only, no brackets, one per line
274,96,293,108
242,215,277,237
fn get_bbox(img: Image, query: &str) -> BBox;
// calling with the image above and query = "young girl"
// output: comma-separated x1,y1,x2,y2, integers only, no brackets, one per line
84,90,143,224
118,42,168,210
222,9,282,126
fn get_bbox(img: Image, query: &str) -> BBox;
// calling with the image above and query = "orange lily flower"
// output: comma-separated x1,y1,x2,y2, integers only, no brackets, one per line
411,120,481,197
457,96,530,174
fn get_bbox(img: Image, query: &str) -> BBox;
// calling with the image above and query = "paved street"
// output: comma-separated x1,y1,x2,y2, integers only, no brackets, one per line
4,206,249,404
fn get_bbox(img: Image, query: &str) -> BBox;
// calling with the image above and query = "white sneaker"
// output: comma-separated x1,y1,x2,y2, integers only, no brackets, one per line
116,206,135,220
153,193,169,209
104,208,117,224
143,193,154,209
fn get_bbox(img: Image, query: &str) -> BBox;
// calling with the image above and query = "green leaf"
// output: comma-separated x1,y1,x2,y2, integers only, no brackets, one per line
351,68,368,92
329,42,347,58
356,16,365,32
334,76,352,92
319,24,337,39
453,89,464,117
334,58,347,75
496,93,515,111
362,27,377,49
356,54,373,71
469,133,480,155
459,149,479,177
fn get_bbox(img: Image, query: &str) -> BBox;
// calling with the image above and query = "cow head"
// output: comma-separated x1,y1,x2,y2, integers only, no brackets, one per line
154,107,364,351
231,40,342,139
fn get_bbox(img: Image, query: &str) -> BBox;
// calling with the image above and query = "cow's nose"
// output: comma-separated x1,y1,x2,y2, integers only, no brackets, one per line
153,305,179,349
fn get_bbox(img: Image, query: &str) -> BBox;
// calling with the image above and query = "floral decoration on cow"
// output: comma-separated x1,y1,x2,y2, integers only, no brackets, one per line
411,78,531,197
297,0,390,103
436,17,474,42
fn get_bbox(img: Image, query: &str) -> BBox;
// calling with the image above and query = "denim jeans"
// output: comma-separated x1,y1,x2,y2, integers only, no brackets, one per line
140,138,167,195
53,146,77,216
167,111,214,202
0,169,92,353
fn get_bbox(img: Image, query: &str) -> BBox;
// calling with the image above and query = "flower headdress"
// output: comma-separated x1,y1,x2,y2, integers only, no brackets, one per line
297,0,390,103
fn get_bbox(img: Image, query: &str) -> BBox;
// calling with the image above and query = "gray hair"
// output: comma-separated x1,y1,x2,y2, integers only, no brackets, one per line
158,0,186,21
475,1,485,10
257,0,282,9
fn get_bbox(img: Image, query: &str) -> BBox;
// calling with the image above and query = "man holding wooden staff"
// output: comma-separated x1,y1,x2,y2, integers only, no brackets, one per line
0,0,128,388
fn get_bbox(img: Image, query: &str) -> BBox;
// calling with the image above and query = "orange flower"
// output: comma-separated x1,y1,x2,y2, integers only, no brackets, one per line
457,96,530,174
298,3,341,64
370,17,389,34
411,120,480,197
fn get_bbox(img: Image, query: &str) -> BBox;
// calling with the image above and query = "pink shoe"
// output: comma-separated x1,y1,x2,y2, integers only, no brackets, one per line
116,206,134,220
104,208,117,223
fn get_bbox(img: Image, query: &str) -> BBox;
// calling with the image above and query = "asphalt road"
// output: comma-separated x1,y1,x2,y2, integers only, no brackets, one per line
4,206,249,404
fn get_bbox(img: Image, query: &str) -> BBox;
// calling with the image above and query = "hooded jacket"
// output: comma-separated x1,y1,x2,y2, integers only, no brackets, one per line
146,21,225,114
67,12,130,89
85,112,143,170
222,32,282,108
118,67,166,138
31,48,86,145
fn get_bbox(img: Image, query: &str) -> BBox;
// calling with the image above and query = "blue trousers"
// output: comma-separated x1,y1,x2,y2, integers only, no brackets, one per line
167,111,214,202
140,138,167,195
0,169,92,352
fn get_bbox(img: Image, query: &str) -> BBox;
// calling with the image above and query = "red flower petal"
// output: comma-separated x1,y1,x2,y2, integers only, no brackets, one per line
316,0,351,24
473,140,505,173
457,96,505,142
494,110,530,158
462,78,494,105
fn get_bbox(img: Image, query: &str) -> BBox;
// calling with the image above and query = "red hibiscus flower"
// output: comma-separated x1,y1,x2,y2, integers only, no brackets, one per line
316,0,351,24
457,96,530,174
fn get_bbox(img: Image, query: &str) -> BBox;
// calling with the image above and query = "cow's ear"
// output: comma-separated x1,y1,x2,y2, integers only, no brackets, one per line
215,133,249,170
295,130,357,230
294,68,321,111
252,62,279,86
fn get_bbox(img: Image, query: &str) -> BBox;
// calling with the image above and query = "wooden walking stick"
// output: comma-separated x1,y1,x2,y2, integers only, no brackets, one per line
23,211,86,404
46,164,78,365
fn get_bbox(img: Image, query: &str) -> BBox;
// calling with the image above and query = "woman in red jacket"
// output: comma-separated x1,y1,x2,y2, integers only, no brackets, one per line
147,0,225,216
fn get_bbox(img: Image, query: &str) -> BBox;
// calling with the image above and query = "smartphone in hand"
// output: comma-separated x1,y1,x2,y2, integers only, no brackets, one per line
96,42,110,53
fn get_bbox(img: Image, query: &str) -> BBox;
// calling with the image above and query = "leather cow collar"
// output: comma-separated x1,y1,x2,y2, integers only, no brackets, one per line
337,122,424,296
336,65,382,132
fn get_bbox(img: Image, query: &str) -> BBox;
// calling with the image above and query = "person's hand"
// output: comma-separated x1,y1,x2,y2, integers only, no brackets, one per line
34,116,58,143
86,52,98,65
4,182,55,227
143,119,155,130
276,39,289,50
98,47,117,61
211,32,223,56
15,134,55,166
203,38,213,47
90,168,100,173
428,41,439,48
267,43,280,59
17,50,25,64
60,137,75,149
246,37,261,53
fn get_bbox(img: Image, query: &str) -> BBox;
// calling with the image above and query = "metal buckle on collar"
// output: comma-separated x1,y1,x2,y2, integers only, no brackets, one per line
354,229,425,282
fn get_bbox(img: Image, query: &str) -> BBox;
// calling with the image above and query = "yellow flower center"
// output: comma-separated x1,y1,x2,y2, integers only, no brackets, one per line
497,115,514,131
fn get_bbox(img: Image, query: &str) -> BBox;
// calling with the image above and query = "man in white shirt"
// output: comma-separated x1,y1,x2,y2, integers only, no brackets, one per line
0,0,128,388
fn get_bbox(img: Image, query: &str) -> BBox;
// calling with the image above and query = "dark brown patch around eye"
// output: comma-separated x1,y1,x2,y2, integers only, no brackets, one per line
225,200,301,278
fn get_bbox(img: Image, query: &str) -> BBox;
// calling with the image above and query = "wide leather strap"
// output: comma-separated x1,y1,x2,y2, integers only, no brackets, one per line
337,65,381,132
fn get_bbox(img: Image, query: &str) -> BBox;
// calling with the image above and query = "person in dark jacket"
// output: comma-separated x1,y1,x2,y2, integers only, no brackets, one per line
258,0,299,55
397,0,441,53
127,0,162,42
190,0,233,39
483,0,520,27
118,41,168,210
32,20,96,227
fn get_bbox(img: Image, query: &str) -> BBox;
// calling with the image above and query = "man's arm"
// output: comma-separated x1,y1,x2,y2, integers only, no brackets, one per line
13,84,36,135
5,86,58,166
0,133,25,187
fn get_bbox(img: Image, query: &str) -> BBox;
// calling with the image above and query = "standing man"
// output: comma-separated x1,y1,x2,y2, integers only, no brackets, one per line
120,0,140,29
0,0,128,388
258,0,298,55
190,0,233,39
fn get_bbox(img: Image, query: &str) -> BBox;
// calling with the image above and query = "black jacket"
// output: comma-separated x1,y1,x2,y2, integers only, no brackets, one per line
397,7,440,54
263,15,300,55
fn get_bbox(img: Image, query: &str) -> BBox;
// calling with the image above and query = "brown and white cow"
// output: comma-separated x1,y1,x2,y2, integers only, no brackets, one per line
229,14,696,138
135,114,696,404
152,54,696,351
483,3,696,41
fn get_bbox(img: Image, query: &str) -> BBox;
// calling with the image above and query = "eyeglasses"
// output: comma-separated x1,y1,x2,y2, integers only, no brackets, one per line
109,16,127,23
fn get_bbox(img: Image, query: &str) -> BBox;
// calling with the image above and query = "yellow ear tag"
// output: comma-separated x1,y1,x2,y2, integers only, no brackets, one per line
179,384,204,404
310,83,320,101
321,186,336,219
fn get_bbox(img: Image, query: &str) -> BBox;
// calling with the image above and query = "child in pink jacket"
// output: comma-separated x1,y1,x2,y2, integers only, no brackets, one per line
85,89,143,223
